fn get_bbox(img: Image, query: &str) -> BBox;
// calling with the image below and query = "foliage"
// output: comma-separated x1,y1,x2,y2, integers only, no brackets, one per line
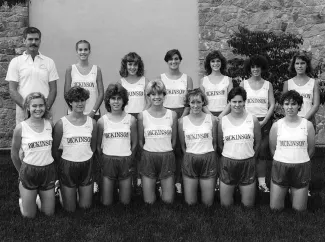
0,0,27,7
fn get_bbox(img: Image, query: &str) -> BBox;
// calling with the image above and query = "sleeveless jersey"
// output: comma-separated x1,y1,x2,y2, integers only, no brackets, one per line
70,64,98,115
288,78,314,117
143,109,173,152
202,76,229,112
222,114,255,159
61,116,93,162
244,80,269,118
161,73,187,108
121,77,146,114
101,113,132,156
21,120,53,166
182,114,214,154
273,118,309,163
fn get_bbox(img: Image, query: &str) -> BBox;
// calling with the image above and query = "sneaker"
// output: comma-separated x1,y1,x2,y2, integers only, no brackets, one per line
308,190,311,197
175,183,182,194
19,198,24,215
158,186,162,197
36,195,41,211
93,182,99,194
214,184,220,192
258,183,270,193
54,180,60,197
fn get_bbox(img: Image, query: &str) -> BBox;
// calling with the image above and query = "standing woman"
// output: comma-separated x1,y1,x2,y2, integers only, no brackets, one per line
240,55,275,192
200,50,233,119
97,84,138,205
218,87,261,207
52,86,97,212
64,40,104,120
11,92,56,218
269,90,315,211
178,89,218,206
138,80,178,204
159,49,194,193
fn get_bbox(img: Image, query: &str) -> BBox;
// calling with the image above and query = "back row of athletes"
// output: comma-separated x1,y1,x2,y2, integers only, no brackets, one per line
7,28,320,218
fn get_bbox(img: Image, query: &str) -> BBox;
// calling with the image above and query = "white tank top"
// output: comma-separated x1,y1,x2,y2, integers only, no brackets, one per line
21,120,53,166
143,109,173,152
288,78,314,117
101,114,132,156
183,114,214,154
121,77,146,114
273,118,309,163
222,114,255,159
202,76,229,112
70,64,98,115
61,116,93,162
244,80,269,118
161,73,187,108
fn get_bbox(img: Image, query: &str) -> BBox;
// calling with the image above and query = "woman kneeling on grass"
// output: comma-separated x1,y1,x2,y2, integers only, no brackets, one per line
52,86,97,212
11,92,56,218
96,84,137,205
178,89,218,206
269,90,315,211
218,87,261,207
138,79,178,204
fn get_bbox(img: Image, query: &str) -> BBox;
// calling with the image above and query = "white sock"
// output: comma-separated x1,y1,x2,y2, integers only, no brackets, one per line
258,177,266,185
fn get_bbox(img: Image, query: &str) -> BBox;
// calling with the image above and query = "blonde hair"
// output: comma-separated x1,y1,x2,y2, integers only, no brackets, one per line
146,79,167,96
23,92,50,120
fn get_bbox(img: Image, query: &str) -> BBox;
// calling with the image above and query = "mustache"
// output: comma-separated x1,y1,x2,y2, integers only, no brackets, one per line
30,44,38,47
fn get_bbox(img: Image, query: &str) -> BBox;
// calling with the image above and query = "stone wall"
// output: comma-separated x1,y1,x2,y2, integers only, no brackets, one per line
198,0,325,146
0,2,28,148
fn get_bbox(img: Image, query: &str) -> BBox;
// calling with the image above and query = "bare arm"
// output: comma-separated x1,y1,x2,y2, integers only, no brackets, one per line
8,81,24,108
211,115,218,152
218,78,233,119
181,76,194,117
52,119,63,163
260,83,275,127
200,78,212,115
253,116,262,156
64,66,73,94
282,80,288,93
178,118,186,154
143,77,151,110
137,112,145,149
11,124,22,173
130,116,138,155
306,121,315,159
47,80,57,109
96,117,104,156
217,118,224,155
269,122,278,157
89,67,104,118
171,111,178,149
90,119,97,153
305,79,320,120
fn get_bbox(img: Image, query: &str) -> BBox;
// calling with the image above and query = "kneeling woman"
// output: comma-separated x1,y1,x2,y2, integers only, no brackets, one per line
11,92,56,218
138,80,178,204
218,87,261,207
52,86,97,212
97,84,137,205
269,90,315,211
179,89,217,206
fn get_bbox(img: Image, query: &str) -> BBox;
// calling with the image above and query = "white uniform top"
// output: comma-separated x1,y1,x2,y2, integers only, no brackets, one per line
222,114,255,159
61,116,93,162
21,120,53,166
143,109,173,152
273,118,310,164
244,80,269,118
161,73,187,108
202,76,229,112
183,114,214,154
101,114,132,156
288,78,314,117
70,64,98,115
121,76,146,114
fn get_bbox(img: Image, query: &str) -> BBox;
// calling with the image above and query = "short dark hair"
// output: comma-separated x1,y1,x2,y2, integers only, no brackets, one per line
64,86,90,110
280,90,303,111
23,27,41,39
164,49,182,62
204,50,227,75
244,55,268,74
227,86,247,102
23,92,50,120
119,52,144,77
288,51,313,75
104,83,129,112
75,40,91,51
184,88,208,107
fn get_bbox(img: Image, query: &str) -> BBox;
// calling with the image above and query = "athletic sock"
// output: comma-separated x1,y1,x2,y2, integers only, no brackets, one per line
258,177,266,185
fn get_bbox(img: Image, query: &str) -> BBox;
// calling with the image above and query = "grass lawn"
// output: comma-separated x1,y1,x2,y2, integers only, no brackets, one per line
1,150,325,242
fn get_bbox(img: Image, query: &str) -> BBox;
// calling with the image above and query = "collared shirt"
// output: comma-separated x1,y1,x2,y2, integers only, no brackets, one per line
5,51,59,99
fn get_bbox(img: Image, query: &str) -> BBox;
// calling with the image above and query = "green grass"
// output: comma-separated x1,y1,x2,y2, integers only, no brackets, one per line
1,150,325,242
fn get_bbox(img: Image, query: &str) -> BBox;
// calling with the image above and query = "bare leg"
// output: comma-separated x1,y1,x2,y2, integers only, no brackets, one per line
239,181,256,207
270,180,288,211
78,184,93,209
160,176,175,204
291,185,309,211
101,177,115,206
60,185,77,212
220,181,235,207
119,177,132,205
142,176,156,204
200,177,216,206
19,182,37,218
39,188,55,216
183,175,199,205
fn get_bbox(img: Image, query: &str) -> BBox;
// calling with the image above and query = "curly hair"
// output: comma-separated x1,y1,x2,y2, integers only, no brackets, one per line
288,51,313,75
119,52,145,77
280,90,303,111
164,49,182,62
64,86,90,110
23,92,50,120
227,86,247,102
75,40,91,51
146,79,167,97
244,55,268,75
104,83,129,112
184,88,208,107
204,50,227,75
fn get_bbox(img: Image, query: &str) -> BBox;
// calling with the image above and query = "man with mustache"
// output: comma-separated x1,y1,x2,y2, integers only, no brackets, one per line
6,27,59,124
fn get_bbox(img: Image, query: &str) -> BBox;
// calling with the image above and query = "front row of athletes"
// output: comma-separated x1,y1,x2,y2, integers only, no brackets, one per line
11,80,315,218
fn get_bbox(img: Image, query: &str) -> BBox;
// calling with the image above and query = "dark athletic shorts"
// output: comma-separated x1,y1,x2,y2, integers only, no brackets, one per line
211,111,221,117
101,154,134,180
19,162,56,191
220,156,256,186
58,158,93,188
182,152,217,179
139,150,175,180
271,160,311,189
